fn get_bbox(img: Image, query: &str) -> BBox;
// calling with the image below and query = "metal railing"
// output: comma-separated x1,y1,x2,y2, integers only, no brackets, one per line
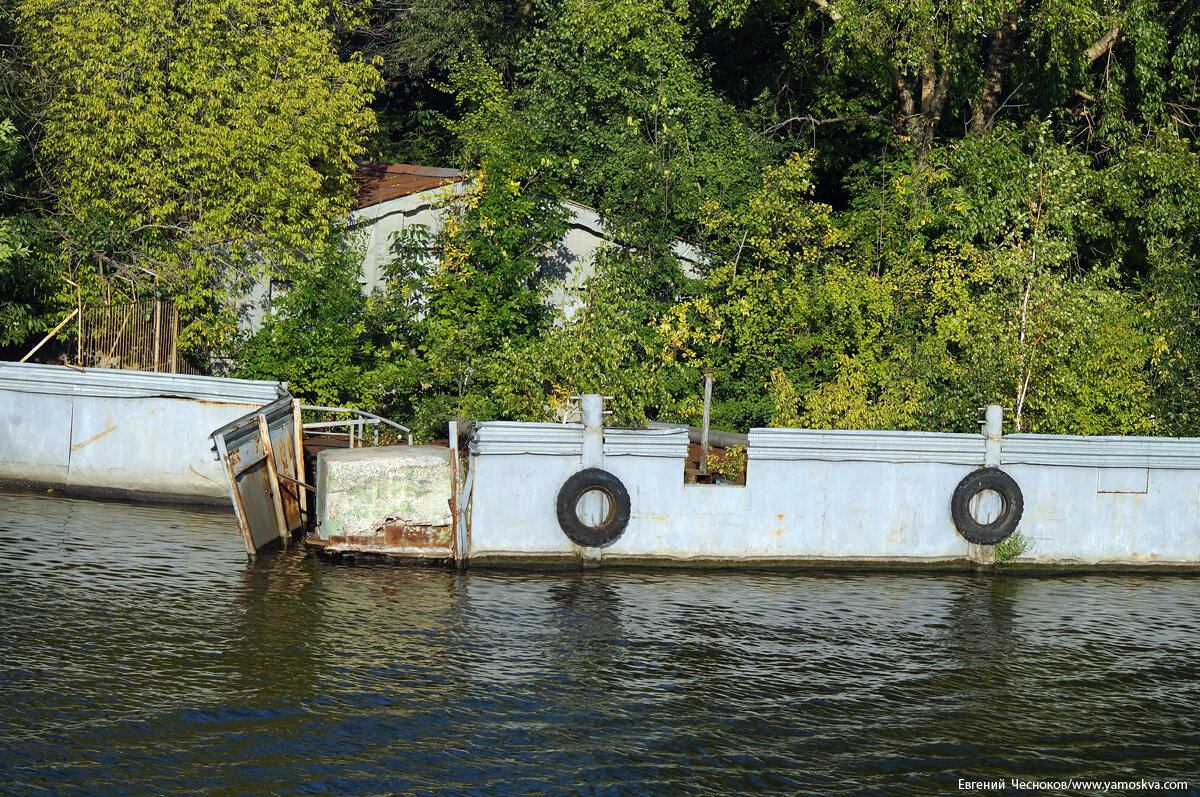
300,405,414,447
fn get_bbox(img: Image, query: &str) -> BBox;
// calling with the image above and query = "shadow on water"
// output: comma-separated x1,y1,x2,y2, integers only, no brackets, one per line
2,493,1199,795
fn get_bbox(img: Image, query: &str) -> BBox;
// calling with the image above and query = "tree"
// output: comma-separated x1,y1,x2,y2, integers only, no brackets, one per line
656,152,981,431
234,230,383,409
700,0,1188,164
16,0,379,356
517,0,766,243
373,55,571,435
895,123,1155,434
0,115,57,349
1,31,62,352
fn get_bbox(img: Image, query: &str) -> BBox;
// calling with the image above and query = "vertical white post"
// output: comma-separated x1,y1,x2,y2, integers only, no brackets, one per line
984,404,1003,468
580,394,604,470
578,394,605,561
700,371,714,472
969,404,1004,566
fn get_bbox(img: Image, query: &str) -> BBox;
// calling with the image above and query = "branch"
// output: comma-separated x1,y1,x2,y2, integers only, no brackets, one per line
810,0,842,23
892,68,916,120
1085,26,1121,65
760,114,891,136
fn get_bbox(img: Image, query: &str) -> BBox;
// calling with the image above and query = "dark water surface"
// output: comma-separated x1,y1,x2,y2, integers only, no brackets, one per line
1,491,1198,796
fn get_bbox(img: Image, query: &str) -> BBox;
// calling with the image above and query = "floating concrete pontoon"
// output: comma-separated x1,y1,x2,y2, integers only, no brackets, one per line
311,445,455,559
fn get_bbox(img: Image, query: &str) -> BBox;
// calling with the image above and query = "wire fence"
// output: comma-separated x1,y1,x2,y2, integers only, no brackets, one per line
78,298,202,374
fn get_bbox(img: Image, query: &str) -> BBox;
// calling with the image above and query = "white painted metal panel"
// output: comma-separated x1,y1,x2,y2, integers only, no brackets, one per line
0,360,286,503
67,396,252,500
1004,433,1200,469
0,390,73,486
0,361,281,403
749,428,984,465
468,422,1200,568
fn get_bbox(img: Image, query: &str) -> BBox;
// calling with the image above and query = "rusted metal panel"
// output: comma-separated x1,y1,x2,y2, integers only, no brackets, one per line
209,395,302,556
292,400,307,519
256,413,290,545
264,413,302,533
313,520,453,558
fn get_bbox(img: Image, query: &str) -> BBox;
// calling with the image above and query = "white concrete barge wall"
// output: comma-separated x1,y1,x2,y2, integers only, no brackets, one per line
467,422,1200,569
0,362,283,504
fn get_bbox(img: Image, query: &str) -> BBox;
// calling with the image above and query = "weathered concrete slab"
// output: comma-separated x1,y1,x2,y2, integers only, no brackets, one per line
316,445,453,541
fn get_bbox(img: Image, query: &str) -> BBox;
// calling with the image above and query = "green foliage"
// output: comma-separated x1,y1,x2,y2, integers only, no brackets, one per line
994,530,1030,564
485,245,685,427
0,108,63,349
8,0,1200,442
927,125,1154,434
371,56,571,435
234,233,381,409
516,0,766,240
17,0,380,355
660,152,986,431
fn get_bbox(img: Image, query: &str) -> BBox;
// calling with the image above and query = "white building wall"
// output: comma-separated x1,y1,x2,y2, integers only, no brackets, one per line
240,188,704,332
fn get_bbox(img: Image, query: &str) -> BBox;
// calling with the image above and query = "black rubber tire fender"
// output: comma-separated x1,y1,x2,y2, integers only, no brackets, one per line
951,467,1024,545
555,467,632,547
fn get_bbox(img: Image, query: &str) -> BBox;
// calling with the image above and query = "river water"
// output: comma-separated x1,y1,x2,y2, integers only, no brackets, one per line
1,491,1197,796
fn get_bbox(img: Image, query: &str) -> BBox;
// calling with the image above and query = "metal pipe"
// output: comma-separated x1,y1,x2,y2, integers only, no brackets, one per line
700,371,714,472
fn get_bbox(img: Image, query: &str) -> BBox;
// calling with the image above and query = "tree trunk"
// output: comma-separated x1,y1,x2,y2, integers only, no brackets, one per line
894,57,951,161
969,5,1023,134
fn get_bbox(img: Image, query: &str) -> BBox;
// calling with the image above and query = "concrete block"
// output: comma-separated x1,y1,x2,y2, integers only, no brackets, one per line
317,445,453,538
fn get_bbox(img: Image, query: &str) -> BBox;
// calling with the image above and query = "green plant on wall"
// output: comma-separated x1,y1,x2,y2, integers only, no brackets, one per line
993,530,1030,565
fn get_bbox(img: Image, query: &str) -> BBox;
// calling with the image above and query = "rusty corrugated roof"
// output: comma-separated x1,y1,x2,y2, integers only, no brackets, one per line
353,162,464,209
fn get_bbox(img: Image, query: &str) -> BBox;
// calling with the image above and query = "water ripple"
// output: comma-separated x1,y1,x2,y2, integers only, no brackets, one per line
1,491,1198,795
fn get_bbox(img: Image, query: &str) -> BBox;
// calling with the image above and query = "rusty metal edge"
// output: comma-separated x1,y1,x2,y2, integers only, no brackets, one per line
292,399,307,519
213,432,256,557
256,412,290,546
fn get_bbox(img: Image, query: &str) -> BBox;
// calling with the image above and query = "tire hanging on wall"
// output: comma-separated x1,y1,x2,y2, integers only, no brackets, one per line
556,467,631,547
951,467,1024,545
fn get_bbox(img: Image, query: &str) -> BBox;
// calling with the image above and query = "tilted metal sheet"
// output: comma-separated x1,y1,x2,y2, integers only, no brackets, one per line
748,428,985,465
0,361,282,404
603,428,689,458
210,395,301,555
471,422,584,456
232,456,282,554
1003,434,1200,469
210,396,296,456
267,416,302,532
